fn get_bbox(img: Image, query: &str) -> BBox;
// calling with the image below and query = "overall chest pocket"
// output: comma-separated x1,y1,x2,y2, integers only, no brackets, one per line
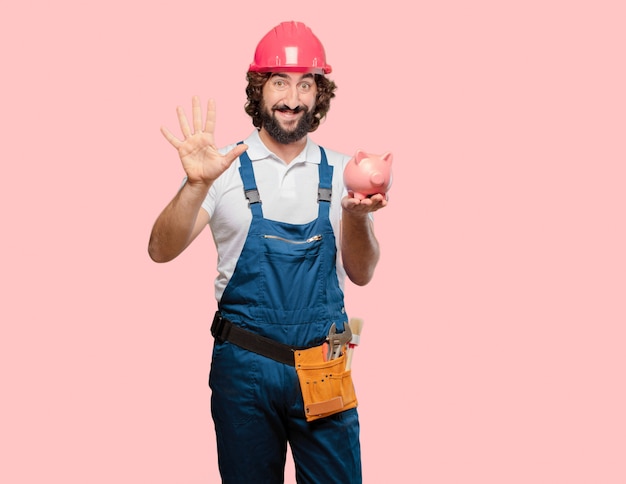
259,234,325,311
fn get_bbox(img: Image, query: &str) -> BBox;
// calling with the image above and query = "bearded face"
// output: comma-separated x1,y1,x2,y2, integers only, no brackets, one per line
259,101,316,144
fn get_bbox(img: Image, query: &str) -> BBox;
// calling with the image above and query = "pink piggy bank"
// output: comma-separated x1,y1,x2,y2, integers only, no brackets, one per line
343,150,393,200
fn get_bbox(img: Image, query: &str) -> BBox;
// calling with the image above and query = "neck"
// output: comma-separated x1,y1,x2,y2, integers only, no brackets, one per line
259,128,307,164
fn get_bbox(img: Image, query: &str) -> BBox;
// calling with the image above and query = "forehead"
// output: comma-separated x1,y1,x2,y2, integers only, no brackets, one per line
269,72,315,81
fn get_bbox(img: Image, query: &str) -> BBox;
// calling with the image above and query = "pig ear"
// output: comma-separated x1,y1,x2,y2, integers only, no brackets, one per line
382,152,393,165
354,149,367,164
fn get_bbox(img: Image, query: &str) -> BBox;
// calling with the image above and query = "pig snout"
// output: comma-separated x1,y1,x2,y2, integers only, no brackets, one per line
370,172,385,186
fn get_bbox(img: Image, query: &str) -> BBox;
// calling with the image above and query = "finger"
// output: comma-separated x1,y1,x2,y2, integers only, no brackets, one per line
341,196,359,211
204,98,216,136
177,105,192,138
371,193,388,208
369,197,387,212
192,95,203,133
223,143,248,164
160,126,181,148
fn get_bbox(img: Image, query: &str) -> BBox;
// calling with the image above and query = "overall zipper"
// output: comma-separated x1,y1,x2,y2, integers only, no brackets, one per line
262,234,323,244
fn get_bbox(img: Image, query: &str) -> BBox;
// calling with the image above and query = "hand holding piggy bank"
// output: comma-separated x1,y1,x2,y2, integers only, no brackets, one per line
343,150,393,200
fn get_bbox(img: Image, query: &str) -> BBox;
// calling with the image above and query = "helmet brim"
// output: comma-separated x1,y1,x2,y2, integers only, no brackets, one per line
248,64,332,75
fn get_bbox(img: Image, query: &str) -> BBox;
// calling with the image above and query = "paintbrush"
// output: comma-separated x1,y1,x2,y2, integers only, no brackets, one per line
345,317,364,370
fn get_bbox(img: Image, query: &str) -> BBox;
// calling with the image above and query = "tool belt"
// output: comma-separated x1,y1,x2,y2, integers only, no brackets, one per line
210,311,358,421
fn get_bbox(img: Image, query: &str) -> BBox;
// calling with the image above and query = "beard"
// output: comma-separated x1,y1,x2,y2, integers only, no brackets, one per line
260,102,315,144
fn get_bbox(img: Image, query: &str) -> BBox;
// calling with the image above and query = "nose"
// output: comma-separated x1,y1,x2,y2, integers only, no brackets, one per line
284,85,300,110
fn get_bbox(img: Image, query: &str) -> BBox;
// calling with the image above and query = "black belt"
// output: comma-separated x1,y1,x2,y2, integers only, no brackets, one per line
211,312,304,366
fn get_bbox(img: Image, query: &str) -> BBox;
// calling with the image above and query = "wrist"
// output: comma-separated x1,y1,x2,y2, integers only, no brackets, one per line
342,208,370,223
183,178,212,197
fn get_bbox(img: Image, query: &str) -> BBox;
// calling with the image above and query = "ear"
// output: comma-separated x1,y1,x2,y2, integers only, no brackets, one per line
382,152,393,165
354,149,367,164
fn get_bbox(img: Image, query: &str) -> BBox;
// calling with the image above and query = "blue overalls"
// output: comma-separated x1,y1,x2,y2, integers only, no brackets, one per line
209,146,362,483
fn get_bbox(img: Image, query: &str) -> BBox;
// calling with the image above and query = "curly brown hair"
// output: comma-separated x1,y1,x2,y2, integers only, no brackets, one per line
244,72,337,132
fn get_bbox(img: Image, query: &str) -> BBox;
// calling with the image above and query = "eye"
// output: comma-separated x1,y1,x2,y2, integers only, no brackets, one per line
273,79,287,90
299,82,311,91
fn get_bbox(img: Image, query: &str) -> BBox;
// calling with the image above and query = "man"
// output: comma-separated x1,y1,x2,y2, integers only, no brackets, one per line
148,21,387,483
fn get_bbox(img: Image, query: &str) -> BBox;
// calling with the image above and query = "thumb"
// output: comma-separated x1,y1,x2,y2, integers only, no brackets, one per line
224,143,248,164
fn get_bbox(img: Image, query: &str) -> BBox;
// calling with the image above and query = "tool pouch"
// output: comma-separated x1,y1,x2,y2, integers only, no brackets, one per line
294,345,358,422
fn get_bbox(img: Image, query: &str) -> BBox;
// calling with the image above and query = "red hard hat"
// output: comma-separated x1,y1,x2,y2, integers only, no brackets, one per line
249,21,332,75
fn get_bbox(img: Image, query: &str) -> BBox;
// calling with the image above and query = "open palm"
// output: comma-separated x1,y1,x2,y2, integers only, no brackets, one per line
161,96,247,184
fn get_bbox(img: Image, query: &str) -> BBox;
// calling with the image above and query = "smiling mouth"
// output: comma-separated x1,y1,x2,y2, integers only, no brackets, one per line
274,105,304,115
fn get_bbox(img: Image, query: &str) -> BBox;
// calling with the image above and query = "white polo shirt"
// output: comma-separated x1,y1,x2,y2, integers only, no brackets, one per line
202,130,351,301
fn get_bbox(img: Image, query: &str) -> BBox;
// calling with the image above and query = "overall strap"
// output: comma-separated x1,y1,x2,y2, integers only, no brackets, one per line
238,143,332,218
237,142,263,218
317,146,333,218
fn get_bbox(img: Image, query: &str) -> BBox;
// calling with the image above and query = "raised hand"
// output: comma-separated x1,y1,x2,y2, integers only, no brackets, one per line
160,96,247,185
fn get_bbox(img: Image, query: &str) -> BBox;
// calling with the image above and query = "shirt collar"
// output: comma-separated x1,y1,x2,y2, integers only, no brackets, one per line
243,130,321,165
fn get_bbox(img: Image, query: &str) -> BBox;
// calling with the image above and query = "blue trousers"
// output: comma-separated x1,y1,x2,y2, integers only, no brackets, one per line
210,341,362,483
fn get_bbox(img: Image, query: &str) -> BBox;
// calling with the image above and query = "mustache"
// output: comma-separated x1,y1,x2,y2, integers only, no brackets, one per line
273,104,308,114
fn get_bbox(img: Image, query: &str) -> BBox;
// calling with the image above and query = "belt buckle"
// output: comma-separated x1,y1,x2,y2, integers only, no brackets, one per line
211,312,227,343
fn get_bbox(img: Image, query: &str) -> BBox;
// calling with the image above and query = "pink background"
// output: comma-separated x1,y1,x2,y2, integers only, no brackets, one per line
2,1,625,482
